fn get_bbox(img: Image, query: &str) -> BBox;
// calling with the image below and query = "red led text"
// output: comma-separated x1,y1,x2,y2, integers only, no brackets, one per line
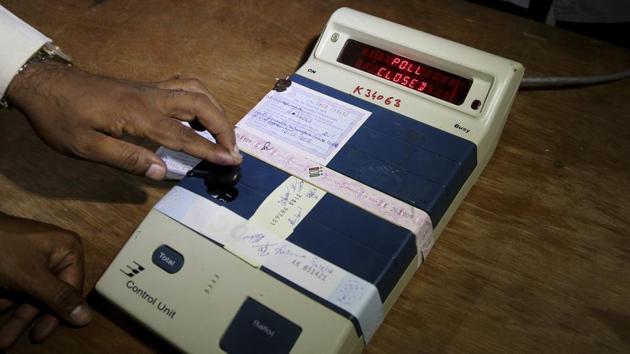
337,40,472,105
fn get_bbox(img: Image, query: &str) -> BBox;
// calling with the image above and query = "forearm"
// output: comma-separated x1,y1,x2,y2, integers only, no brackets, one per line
1,5,240,180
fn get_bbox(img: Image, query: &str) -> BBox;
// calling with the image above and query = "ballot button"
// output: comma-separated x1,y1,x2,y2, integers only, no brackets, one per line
220,297,302,354
152,245,184,274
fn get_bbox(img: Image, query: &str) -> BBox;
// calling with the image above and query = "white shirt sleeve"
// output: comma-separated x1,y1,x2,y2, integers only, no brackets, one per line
0,5,51,97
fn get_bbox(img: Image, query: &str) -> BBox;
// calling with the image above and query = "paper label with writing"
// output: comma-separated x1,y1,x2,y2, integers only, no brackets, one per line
235,127,433,268
154,186,383,343
237,82,371,165
248,176,325,239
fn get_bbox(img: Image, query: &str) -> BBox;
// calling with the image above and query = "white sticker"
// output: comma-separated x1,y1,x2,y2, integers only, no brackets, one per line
248,176,326,239
236,127,433,268
154,187,247,246
154,186,383,343
237,82,371,165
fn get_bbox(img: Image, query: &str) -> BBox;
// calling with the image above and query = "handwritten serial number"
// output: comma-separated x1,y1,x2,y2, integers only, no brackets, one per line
352,86,401,107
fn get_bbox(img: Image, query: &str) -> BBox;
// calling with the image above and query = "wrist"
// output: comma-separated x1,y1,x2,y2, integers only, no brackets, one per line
2,43,73,109
6,61,73,110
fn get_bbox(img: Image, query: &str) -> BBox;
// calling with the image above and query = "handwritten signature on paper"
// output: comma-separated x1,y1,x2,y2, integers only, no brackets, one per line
239,233,277,256
278,192,290,207
273,244,306,258
261,141,273,151
305,188,319,199
253,241,279,257
241,233,265,243
289,179,304,194
239,232,307,259
310,257,334,275
287,207,303,226
277,179,305,207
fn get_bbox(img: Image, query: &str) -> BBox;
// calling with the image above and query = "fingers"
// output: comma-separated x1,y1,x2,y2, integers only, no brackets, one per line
154,79,241,164
142,114,241,165
0,216,90,347
75,132,167,180
30,314,59,343
78,120,238,180
25,270,92,327
0,298,13,312
160,90,236,150
156,77,226,115
50,238,86,295
0,304,39,349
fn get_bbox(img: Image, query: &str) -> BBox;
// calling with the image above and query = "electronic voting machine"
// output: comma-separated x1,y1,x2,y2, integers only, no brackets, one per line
96,7,523,353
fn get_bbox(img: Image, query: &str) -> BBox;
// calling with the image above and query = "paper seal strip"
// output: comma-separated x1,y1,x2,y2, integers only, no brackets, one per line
154,186,384,343
236,126,434,265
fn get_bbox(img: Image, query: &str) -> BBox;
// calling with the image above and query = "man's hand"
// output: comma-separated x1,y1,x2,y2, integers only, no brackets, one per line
0,212,92,349
6,61,242,180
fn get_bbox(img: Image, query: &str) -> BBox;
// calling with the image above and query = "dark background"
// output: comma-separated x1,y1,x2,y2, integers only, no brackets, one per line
469,0,630,48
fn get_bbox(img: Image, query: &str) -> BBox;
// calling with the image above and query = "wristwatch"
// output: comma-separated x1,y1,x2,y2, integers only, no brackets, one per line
0,42,73,109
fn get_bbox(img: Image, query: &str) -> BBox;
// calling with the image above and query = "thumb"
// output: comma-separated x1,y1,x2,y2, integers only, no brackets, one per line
81,132,166,180
28,271,93,326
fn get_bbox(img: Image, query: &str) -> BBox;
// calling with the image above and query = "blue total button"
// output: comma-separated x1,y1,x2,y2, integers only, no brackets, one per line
152,245,184,274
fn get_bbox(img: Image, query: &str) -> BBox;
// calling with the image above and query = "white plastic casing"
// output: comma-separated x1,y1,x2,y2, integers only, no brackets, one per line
96,8,524,354
296,7,524,178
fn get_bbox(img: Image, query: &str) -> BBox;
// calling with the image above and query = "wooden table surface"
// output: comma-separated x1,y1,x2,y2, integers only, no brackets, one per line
1,0,629,353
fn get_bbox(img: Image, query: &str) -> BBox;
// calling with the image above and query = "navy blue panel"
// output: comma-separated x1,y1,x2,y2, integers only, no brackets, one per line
361,111,474,163
288,219,388,297
177,153,416,300
330,147,442,209
292,194,416,300
345,127,458,183
236,155,291,196
178,154,288,219
290,75,477,225
307,194,416,259
220,297,302,354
